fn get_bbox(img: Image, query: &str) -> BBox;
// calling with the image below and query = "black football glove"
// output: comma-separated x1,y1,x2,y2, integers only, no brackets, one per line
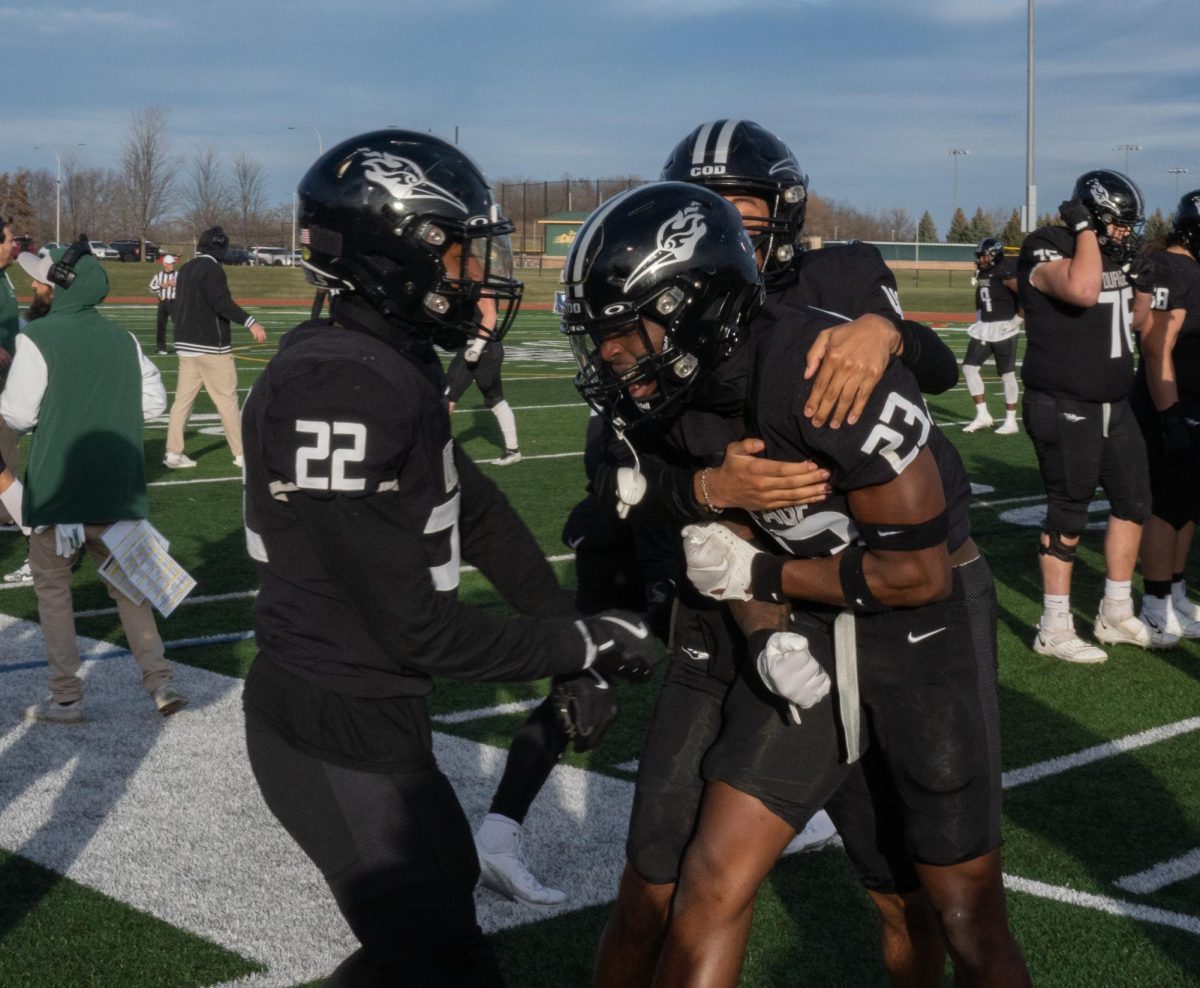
1058,199,1093,235
550,669,620,752
1124,256,1156,292
582,610,659,683
1160,403,1192,461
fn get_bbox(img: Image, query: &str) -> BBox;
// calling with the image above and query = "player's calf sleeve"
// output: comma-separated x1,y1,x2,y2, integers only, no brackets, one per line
491,400,519,450
489,699,569,823
962,364,984,399
1002,372,1018,406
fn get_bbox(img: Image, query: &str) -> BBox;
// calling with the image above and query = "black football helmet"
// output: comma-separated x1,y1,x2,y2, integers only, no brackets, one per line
560,182,763,429
975,237,1004,268
660,119,807,282
1071,169,1145,263
1172,189,1200,261
297,129,521,349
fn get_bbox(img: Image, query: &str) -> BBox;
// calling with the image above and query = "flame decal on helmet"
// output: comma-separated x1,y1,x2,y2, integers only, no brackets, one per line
359,150,468,213
624,204,707,293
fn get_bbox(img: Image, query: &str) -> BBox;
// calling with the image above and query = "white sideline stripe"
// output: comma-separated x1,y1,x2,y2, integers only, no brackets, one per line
453,401,586,415
1002,717,1200,789
432,697,543,725
613,759,640,773
1114,848,1200,895
1003,875,1200,936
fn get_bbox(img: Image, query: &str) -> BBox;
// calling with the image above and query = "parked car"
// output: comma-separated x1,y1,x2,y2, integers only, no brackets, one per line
250,246,295,266
88,241,120,260
223,246,254,266
110,239,160,262
39,241,63,253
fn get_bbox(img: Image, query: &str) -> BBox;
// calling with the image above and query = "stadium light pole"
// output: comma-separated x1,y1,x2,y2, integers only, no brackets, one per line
1115,144,1141,174
33,143,85,244
288,125,324,156
950,149,969,224
1023,0,1036,232
1168,167,1189,199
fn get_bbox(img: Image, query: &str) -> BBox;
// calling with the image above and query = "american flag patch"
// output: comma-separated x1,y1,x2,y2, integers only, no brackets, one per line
299,228,311,245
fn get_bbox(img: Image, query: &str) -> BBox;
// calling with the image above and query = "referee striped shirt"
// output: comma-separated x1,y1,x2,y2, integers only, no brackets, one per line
149,270,177,301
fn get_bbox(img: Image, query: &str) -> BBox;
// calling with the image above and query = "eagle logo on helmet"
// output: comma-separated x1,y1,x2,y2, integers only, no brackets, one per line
359,150,468,214
624,204,707,293
1087,178,1121,216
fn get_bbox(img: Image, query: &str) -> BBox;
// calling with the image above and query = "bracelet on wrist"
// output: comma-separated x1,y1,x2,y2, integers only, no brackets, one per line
699,467,724,514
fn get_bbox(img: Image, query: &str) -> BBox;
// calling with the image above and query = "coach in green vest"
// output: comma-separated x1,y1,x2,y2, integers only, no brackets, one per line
0,246,188,723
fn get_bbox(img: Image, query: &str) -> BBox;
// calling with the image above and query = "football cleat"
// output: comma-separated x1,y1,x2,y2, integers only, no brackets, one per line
163,452,198,469
3,560,33,585
962,414,994,433
1033,625,1107,664
783,810,839,855
494,448,522,466
152,685,189,716
995,419,1020,435
1138,604,1190,646
1094,605,1167,650
474,814,566,906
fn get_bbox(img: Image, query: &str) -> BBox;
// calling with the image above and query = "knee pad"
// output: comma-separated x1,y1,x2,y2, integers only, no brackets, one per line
1038,528,1078,563
1043,496,1089,540
962,364,984,398
1001,372,1019,405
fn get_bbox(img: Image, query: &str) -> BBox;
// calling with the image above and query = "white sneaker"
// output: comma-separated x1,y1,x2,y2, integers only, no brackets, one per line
1172,593,1200,634
494,448,522,466
3,560,33,585
1033,625,1107,663
25,696,85,723
783,809,839,855
1138,605,1189,647
152,684,189,716
233,455,245,468
474,814,566,906
995,418,1019,435
163,452,198,469
1094,607,1164,650
962,415,994,433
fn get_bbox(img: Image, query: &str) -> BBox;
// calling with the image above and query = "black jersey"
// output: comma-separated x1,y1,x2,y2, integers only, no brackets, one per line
975,257,1019,322
1018,225,1136,402
1148,250,1200,399
243,315,587,702
791,242,904,324
745,305,972,560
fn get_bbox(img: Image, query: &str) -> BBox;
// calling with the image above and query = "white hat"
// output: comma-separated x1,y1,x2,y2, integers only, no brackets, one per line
162,254,177,264
17,250,53,285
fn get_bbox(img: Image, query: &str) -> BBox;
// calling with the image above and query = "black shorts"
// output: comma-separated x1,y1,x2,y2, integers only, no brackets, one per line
1130,379,1200,529
1023,390,1151,526
244,708,499,983
700,602,852,835
625,601,744,884
964,335,1018,376
829,555,1003,883
445,343,505,406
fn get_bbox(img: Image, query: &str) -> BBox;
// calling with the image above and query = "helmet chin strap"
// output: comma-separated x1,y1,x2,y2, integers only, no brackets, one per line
613,428,647,520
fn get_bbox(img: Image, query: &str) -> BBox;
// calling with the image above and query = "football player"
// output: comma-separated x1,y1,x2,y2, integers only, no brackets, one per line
239,130,659,987
1018,169,1168,662
568,182,1027,987
963,237,1022,434
588,120,961,987
444,326,522,465
1130,190,1200,640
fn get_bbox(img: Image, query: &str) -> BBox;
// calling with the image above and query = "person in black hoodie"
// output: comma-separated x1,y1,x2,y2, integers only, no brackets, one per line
163,225,266,469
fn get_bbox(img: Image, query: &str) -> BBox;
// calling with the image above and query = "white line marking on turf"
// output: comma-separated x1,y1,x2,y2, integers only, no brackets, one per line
432,698,543,724
1114,848,1200,895
1002,717,1200,789
1003,875,1200,936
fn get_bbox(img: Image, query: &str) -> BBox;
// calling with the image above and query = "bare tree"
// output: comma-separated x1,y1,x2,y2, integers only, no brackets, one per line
121,105,178,255
183,146,231,231
231,151,267,245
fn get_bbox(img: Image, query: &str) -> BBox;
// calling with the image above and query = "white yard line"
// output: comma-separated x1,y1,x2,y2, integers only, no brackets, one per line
1114,849,1200,895
1001,717,1200,789
1002,875,1200,936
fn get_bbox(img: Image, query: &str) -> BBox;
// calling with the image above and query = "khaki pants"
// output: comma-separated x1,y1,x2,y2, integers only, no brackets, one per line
0,421,21,525
28,524,172,704
166,353,243,458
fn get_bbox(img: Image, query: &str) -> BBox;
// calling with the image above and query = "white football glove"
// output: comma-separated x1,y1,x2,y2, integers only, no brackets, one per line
681,522,760,601
463,337,487,365
757,631,831,724
54,523,86,557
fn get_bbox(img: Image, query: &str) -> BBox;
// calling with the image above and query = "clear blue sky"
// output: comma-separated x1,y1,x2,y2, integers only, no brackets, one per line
7,0,1199,235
